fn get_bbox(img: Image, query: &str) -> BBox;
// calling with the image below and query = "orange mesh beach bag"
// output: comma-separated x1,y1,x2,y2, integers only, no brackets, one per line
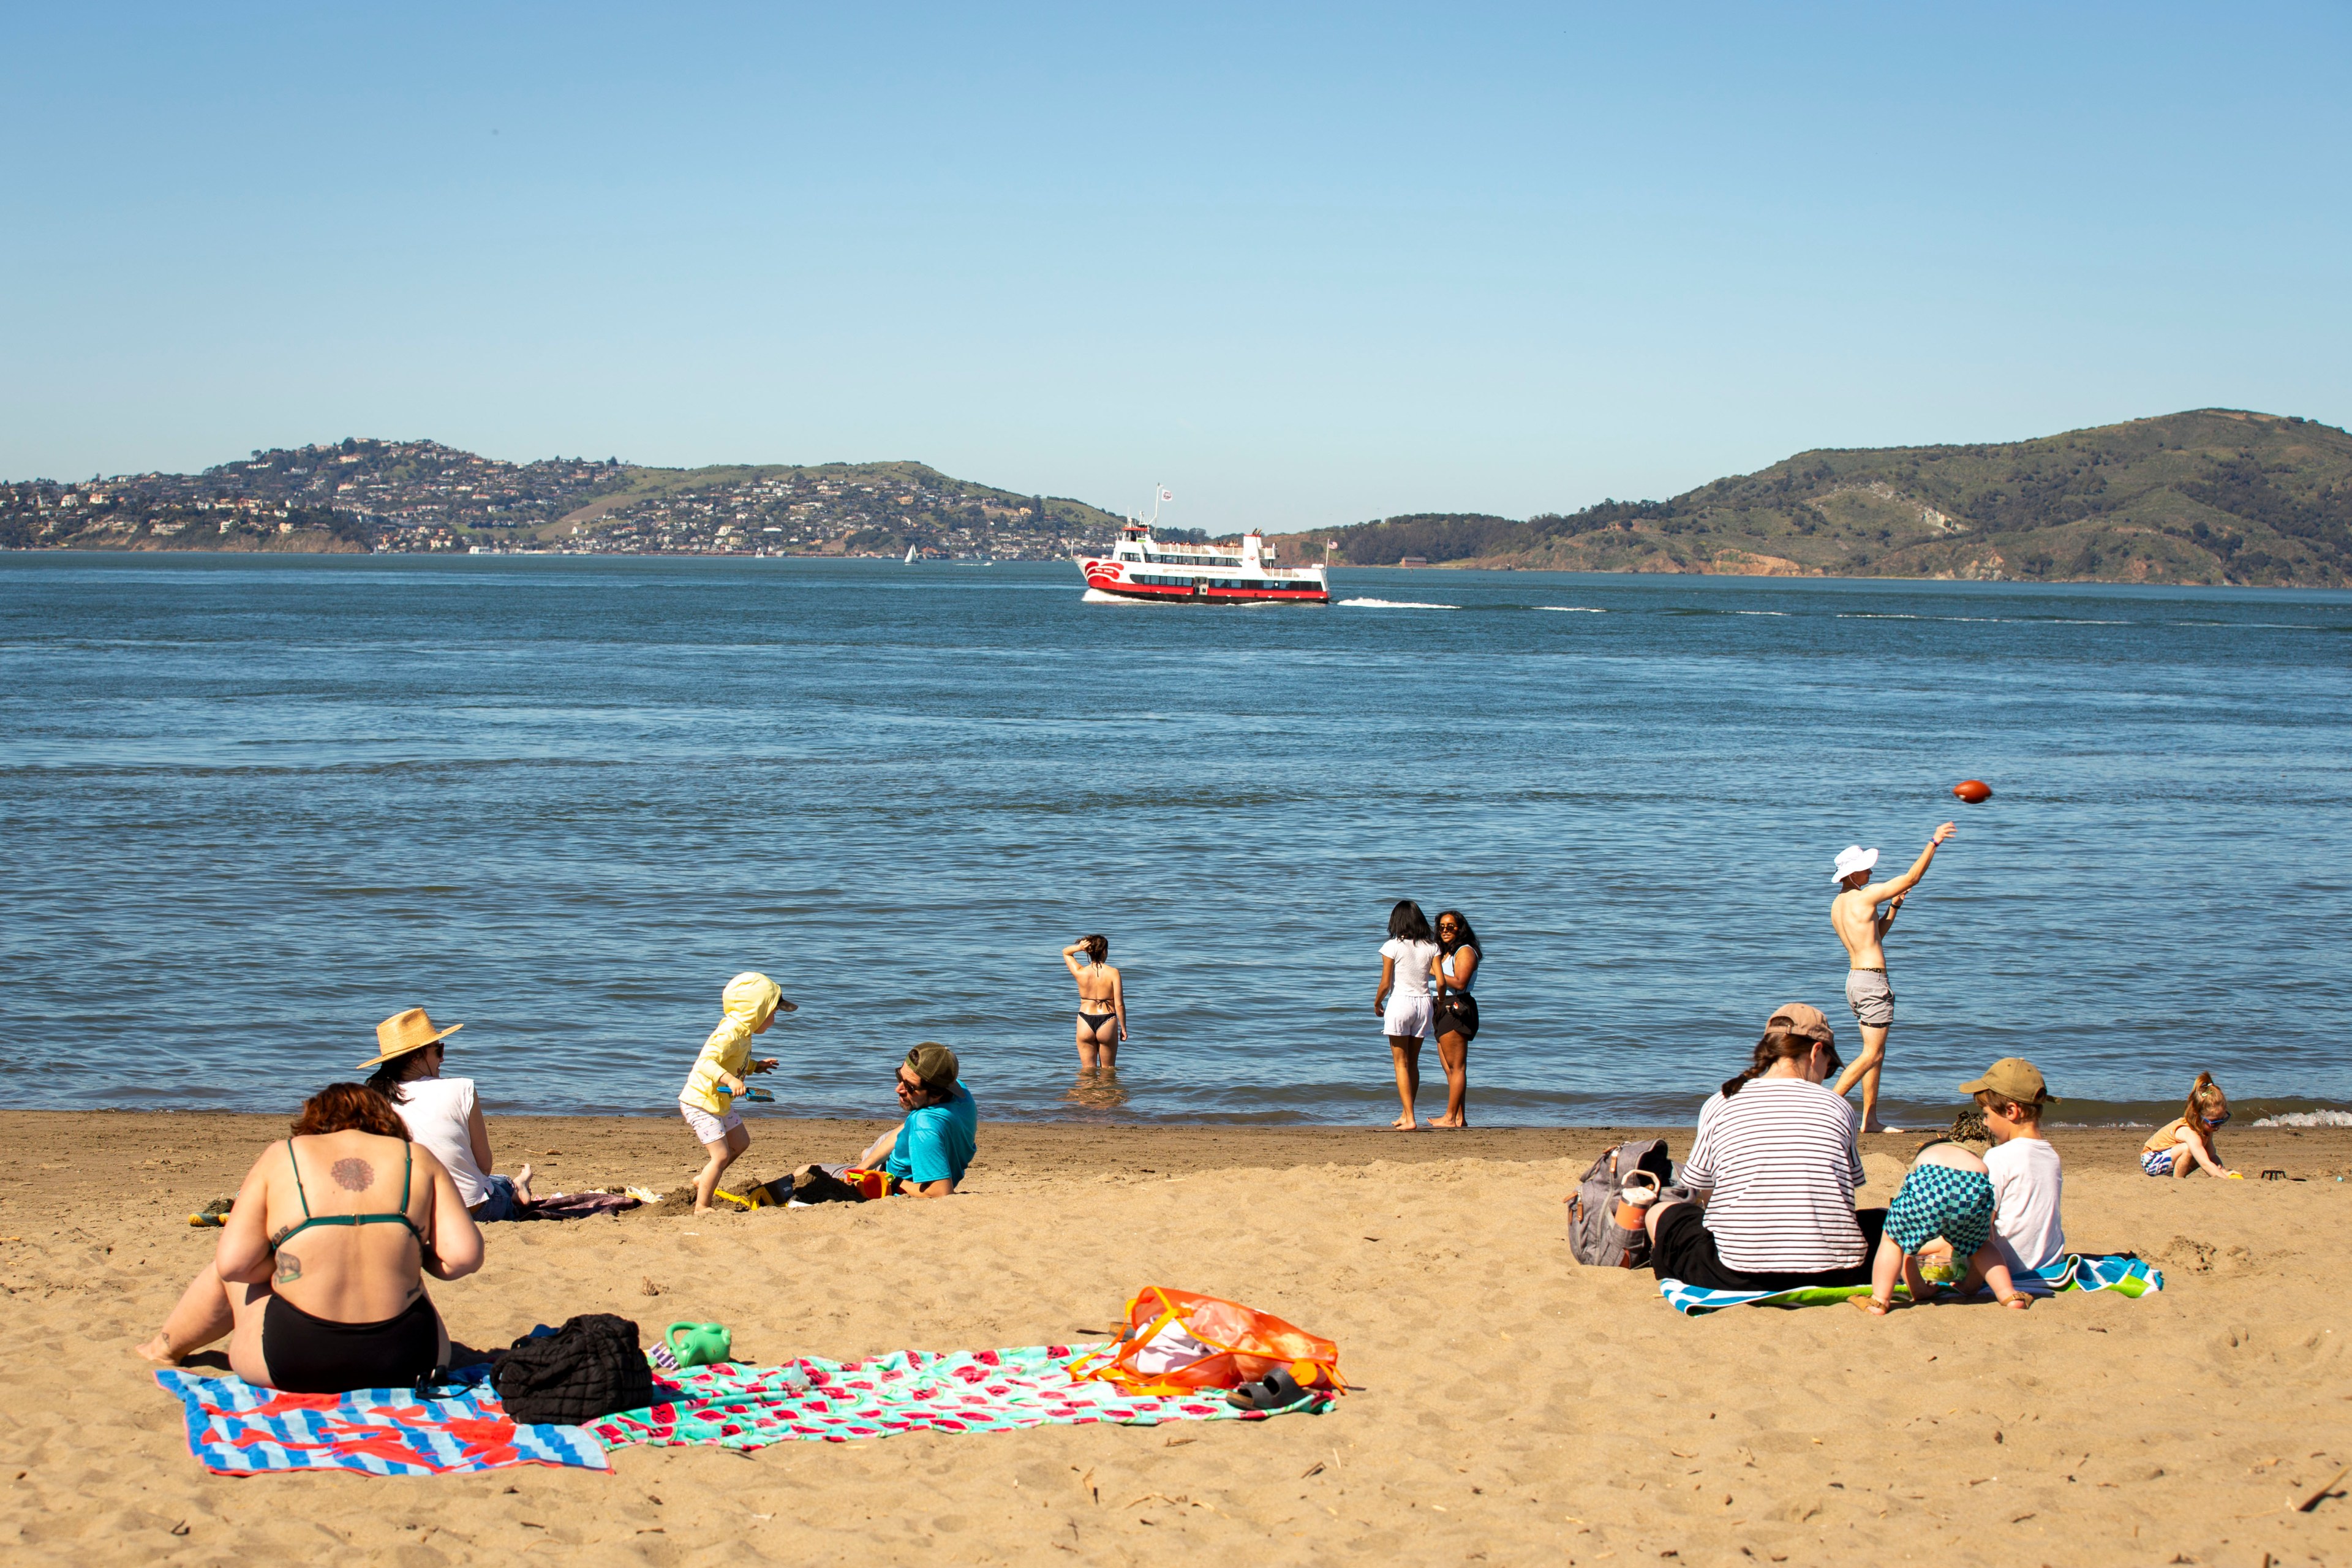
1069,1286,1345,1396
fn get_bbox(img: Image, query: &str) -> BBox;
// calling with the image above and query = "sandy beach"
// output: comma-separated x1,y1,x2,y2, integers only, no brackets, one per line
4,1111,2349,1567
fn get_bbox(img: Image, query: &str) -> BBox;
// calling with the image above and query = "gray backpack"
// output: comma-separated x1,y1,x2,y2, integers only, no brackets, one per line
1566,1138,1676,1268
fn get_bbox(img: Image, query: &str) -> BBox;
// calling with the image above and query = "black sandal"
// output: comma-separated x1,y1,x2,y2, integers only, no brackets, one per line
1226,1367,1311,1411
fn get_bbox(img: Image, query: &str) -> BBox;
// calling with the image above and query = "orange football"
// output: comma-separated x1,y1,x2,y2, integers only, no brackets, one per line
1953,778,1992,804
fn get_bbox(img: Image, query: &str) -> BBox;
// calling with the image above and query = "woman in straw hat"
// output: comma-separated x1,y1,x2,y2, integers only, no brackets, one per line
679,972,795,1213
364,1008,533,1222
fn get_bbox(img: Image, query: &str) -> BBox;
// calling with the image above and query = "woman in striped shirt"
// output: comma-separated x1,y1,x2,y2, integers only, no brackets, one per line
1643,1005,1887,1291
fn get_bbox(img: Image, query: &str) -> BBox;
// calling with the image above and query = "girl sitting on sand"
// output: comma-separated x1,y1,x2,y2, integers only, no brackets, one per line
2140,1072,2240,1178
679,971,794,1213
1853,1140,2031,1315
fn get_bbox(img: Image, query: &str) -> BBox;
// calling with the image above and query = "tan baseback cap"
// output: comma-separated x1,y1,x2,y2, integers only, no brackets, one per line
1958,1057,2057,1104
1765,1003,1835,1047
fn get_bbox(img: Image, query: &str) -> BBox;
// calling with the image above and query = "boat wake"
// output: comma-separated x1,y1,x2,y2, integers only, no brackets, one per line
1539,605,1607,613
1082,588,1156,605
1338,597,1459,611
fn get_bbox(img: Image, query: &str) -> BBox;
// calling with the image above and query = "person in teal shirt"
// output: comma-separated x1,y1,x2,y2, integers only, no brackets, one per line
856,1044,977,1197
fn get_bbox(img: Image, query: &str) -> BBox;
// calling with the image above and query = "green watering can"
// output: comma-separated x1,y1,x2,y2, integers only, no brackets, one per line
664,1321,733,1368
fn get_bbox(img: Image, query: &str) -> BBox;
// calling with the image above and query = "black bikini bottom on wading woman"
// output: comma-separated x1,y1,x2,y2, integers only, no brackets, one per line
1646,1201,1888,1293
261,1290,440,1394
1433,993,1479,1043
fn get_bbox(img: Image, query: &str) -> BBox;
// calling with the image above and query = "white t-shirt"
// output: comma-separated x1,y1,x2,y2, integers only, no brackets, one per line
394,1076,492,1207
1983,1136,2065,1273
1380,938,1439,995
1681,1078,1865,1273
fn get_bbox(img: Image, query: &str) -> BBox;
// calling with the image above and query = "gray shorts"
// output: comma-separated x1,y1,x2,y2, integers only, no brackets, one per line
1845,968,1894,1029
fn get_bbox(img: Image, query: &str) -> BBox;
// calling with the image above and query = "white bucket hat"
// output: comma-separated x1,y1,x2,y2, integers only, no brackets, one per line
1833,845,1879,882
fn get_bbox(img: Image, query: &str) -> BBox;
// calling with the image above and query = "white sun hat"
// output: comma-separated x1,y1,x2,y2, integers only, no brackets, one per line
1833,845,1880,882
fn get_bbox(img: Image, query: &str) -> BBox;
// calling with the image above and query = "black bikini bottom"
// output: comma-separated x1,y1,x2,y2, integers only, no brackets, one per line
1433,993,1480,1042
262,1289,440,1394
1078,1011,1117,1031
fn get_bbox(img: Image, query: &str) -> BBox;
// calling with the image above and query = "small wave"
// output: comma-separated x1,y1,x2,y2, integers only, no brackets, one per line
2253,1109,2352,1128
1338,597,1460,610
1839,612,2024,622
1729,609,1790,616
1539,606,1607,613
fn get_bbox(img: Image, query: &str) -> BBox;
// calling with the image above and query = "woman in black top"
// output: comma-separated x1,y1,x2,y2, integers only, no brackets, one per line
1428,910,1482,1128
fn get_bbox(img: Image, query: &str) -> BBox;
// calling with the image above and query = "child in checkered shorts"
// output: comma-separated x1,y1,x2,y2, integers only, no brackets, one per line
1853,1140,2034,1315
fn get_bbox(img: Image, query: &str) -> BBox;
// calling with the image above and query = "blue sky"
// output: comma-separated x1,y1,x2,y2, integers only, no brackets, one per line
4,3,2348,528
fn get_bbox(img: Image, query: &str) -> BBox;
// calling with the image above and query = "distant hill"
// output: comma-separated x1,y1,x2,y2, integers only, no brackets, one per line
0,440,1123,559
12,410,2348,582
543,459,1123,557
1313,410,2352,586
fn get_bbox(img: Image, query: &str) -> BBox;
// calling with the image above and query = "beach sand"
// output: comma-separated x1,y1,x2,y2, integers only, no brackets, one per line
4,1111,2349,1566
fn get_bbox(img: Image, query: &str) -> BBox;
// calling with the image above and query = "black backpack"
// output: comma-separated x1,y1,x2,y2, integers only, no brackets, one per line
493,1314,655,1425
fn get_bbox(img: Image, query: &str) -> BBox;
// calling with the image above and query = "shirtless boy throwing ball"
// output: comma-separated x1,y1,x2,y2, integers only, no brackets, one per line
1830,822,1956,1133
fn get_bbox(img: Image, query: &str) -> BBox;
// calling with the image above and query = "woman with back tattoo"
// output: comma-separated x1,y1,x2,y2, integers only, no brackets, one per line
136,1081,483,1393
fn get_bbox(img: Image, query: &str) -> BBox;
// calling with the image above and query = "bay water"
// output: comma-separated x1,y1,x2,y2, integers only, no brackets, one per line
4,553,2347,1129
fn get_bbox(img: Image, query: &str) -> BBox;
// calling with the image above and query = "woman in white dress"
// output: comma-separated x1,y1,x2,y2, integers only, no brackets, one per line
1374,900,1439,1129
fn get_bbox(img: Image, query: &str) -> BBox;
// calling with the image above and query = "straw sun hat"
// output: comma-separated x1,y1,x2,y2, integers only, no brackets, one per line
358,1007,464,1070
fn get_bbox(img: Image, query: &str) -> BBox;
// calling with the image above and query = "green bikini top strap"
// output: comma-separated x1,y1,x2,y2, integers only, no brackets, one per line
287,1137,312,1218
272,1137,424,1246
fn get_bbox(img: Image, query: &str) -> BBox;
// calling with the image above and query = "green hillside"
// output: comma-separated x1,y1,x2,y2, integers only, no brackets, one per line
1325,410,2352,586
545,459,1123,553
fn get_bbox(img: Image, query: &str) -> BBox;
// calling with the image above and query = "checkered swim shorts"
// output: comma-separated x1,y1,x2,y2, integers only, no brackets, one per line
1885,1161,1996,1257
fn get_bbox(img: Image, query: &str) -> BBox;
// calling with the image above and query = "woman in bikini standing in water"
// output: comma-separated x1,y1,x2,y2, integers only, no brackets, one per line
1062,935,1127,1071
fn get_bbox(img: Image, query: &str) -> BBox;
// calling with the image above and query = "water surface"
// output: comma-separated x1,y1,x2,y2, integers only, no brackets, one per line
4,553,2346,1129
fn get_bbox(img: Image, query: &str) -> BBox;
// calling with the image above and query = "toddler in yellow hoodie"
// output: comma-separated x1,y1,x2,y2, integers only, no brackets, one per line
679,971,793,1212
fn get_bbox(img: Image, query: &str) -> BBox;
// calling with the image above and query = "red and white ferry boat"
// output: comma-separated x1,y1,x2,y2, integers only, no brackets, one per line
1076,488,1329,605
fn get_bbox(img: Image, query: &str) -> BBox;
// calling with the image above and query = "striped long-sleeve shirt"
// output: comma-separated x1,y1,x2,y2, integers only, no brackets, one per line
1683,1078,1866,1273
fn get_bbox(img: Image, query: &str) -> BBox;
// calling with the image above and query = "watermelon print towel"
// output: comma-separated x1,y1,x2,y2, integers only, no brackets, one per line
1659,1252,2165,1316
155,1364,609,1476
588,1343,1331,1450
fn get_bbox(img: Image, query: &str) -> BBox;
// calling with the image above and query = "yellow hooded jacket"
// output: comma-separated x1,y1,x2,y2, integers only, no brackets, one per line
680,971,783,1116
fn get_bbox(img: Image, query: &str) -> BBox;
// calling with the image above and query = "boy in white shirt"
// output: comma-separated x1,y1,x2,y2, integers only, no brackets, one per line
1958,1057,2065,1277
